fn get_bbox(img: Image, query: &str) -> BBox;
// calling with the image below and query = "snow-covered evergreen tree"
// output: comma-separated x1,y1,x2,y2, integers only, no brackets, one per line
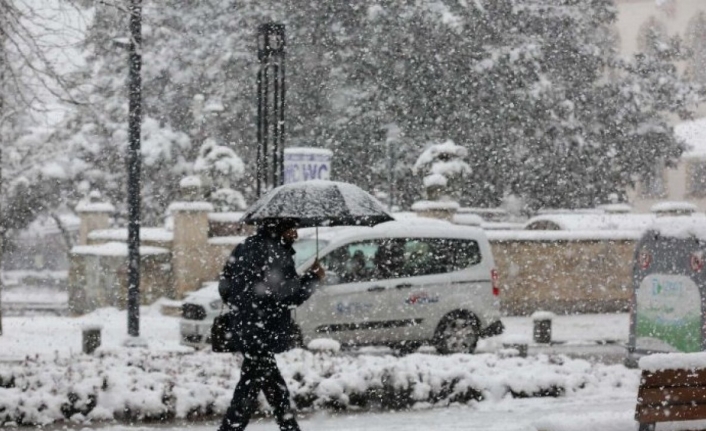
193,138,247,211
413,140,470,203
45,0,703,219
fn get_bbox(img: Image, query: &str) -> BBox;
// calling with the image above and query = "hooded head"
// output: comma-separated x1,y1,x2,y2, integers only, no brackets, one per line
257,219,299,244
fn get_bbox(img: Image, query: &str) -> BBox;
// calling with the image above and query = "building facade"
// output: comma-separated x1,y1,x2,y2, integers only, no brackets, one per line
614,0,706,211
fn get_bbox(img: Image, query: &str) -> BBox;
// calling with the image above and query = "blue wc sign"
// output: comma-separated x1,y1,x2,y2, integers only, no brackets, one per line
284,147,333,184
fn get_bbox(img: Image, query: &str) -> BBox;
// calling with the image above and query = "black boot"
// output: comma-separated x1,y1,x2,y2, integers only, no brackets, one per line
276,413,301,431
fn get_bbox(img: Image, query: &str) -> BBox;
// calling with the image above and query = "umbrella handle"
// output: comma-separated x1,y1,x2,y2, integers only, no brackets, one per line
316,226,319,260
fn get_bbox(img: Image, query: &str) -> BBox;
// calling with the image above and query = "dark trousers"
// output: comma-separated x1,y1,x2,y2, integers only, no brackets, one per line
219,353,300,431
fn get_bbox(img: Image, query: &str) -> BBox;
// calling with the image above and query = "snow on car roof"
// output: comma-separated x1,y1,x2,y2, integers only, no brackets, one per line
647,215,706,241
525,213,657,231
184,281,219,303
298,219,483,250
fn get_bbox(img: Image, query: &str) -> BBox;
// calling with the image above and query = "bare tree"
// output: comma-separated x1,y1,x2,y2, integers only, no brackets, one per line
0,0,84,335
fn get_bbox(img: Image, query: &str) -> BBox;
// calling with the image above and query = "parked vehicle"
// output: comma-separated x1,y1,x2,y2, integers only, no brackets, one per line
180,220,503,354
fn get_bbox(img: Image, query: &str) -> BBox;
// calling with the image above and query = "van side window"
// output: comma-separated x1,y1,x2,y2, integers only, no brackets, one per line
320,241,379,284
320,238,482,283
372,238,406,280
401,238,481,277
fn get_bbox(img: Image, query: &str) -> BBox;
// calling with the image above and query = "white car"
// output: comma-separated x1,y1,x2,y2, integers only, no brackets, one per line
180,220,504,354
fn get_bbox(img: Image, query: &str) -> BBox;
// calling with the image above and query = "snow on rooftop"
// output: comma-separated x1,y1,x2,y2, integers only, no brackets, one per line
75,201,115,213
88,227,174,242
676,116,706,158
71,241,170,256
167,201,214,212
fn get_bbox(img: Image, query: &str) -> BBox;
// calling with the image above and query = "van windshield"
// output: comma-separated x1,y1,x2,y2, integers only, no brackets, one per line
293,238,329,267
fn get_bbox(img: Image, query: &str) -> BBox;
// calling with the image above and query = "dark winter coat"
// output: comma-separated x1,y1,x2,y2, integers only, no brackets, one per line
219,228,318,355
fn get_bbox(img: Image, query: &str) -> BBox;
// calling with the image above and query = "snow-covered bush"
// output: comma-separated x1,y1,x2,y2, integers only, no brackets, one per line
0,348,638,426
194,139,247,211
413,140,470,203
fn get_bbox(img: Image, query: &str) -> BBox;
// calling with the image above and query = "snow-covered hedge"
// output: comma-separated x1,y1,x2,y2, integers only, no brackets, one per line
0,348,637,426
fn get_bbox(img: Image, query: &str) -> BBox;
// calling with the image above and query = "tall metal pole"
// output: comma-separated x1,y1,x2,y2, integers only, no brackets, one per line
262,53,269,192
256,65,263,196
272,62,279,186
126,0,142,338
278,33,286,186
256,23,286,196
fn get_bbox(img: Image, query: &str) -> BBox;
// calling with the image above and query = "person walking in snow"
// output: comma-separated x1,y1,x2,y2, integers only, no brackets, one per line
218,219,324,431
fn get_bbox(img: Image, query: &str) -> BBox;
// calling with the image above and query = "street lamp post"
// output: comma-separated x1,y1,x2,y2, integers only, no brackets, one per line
256,23,286,197
385,124,401,211
126,0,142,339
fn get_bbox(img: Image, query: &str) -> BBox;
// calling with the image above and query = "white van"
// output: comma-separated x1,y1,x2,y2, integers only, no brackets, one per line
180,220,503,354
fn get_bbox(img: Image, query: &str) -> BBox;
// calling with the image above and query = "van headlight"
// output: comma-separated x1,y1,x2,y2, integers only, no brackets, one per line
209,299,223,310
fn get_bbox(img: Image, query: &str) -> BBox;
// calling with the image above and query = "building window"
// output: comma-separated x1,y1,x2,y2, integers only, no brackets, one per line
686,12,706,85
688,161,706,198
641,159,666,198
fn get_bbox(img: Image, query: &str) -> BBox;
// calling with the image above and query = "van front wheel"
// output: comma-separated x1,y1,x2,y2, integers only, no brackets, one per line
433,313,480,355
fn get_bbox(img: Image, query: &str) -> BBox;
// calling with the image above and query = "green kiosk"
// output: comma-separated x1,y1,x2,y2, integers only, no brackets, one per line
627,216,706,367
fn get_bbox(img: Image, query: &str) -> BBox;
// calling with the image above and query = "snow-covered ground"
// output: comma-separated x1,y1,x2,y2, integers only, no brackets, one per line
0,304,636,428
102,398,639,431
1,340,640,427
0,302,190,361
0,303,629,361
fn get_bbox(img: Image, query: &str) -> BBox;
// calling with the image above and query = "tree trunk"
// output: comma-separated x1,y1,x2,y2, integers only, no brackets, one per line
50,212,74,251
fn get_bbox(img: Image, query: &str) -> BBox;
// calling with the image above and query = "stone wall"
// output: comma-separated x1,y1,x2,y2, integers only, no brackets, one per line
490,236,637,315
68,247,173,315
71,197,642,316
69,196,248,314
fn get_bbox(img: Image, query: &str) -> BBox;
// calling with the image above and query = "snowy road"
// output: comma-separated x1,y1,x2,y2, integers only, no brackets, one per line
100,393,637,431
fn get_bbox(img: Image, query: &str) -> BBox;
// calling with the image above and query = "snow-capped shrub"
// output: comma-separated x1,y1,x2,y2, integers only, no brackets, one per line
0,349,638,426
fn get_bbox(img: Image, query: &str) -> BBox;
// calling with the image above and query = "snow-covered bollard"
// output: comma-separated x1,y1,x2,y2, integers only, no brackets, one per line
501,335,529,358
307,338,341,355
531,311,555,344
82,324,103,354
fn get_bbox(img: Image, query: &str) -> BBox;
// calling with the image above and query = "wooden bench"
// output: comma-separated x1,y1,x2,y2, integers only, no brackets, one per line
636,367,706,431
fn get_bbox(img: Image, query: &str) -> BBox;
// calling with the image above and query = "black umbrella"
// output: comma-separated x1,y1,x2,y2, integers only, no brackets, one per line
241,180,394,227
240,180,394,257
